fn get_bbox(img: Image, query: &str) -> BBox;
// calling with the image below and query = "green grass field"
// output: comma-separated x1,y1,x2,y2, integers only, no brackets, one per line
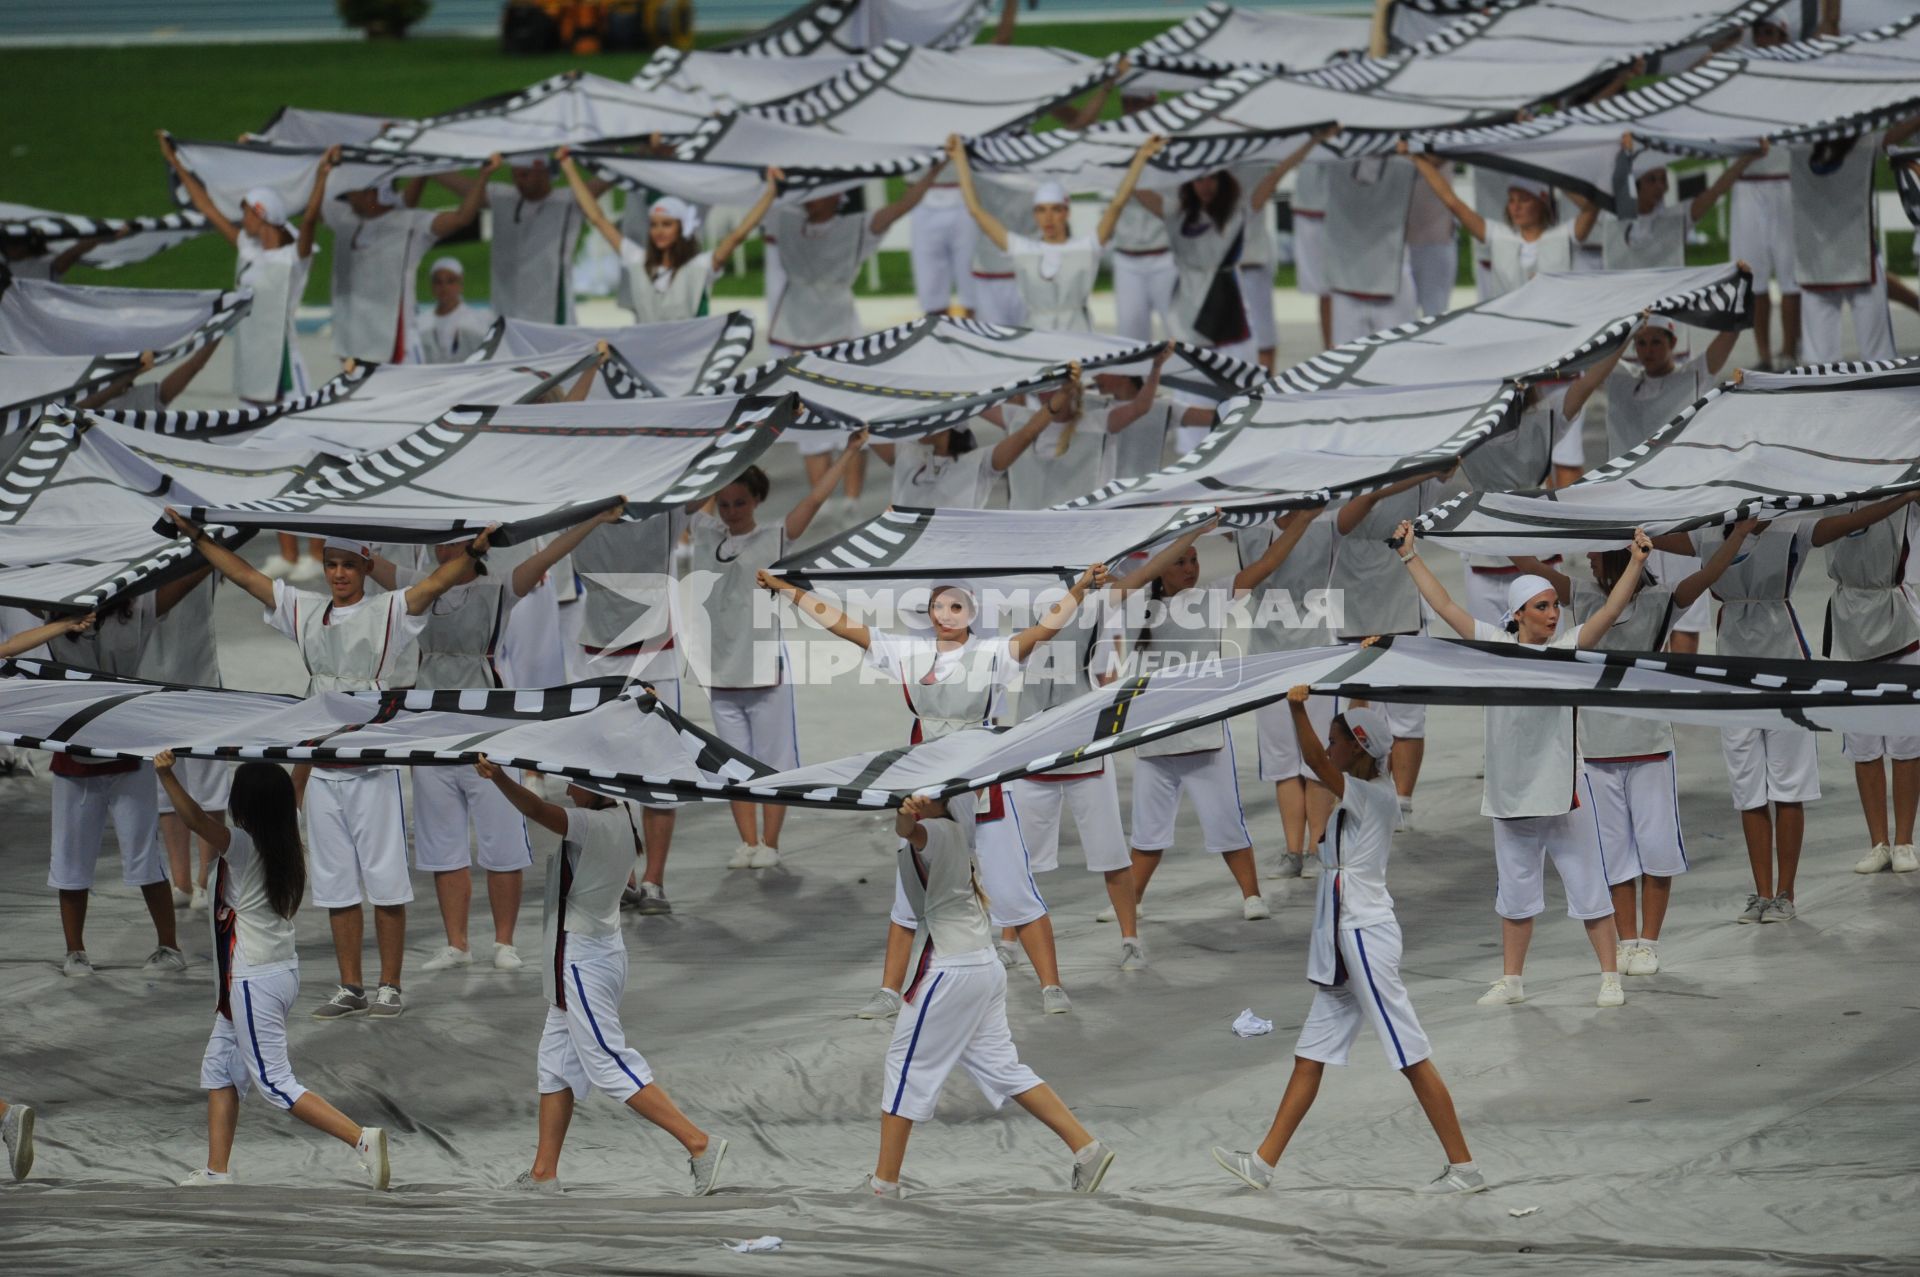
2,24,1909,303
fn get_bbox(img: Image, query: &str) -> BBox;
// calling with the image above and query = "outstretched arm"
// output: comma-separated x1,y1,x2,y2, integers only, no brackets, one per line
1576,528,1653,647
1009,565,1111,662
990,367,1081,472
1113,517,1216,594
476,754,569,837
713,168,781,271
1560,339,1631,424
1131,186,1165,219
870,161,947,236
153,563,214,617
514,501,626,598
1288,685,1344,798
1051,57,1126,130
1232,506,1324,595
1567,187,1598,245
1390,518,1477,638
1107,346,1170,432
1692,142,1761,222
430,154,503,239
990,0,1018,45
297,146,340,260
154,749,232,851
1336,465,1445,536
1402,144,1486,242
158,131,239,245
558,149,627,252
948,136,1009,253
0,612,95,659
1253,126,1337,211
1672,518,1756,610
164,509,275,608
756,571,872,648
1098,135,1165,247
404,523,498,614
1812,491,1919,547
786,430,869,541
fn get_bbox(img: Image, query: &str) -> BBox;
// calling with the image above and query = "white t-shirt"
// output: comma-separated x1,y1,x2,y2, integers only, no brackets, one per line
887,441,1002,510
898,809,993,960
1331,774,1399,930
1473,619,1579,819
417,301,492,364
215,826,299,976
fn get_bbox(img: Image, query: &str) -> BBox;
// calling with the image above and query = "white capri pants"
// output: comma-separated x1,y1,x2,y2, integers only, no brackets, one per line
971,273,1026,327
1130,743,1254,854
710,682,801,772
1729,181,1797,295
1008,770,1130,874
1492,811,1614,920
1239,263,1278,350
1721,726,1821,810
1295,922,1432,1070
1407,240,1456,319
157,757,231,815
200,967,308,1111
1292,213,1328,297
1578,756,1689,884
49,767,165,891
882,955,1042,1122
411,766,534,873
1329,276,1417,347
305,768,413,909
539,944,655,1103
910,199,979,314
1255,694,1338,783
1799,284,1896,366
1844,650,1920,761
892,793,1048,929
1110,250,1177,340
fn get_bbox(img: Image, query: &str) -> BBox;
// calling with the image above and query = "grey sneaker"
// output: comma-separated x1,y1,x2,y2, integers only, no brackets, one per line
1763,895,1795,923
1735,894,1768,925
633,882,672,916
2,1103,33,1181
1119,938,1148,972
1040,985,1073,1015
995,939,1022,969
1211,1146,1272,1190
511,1170,561,1193
178,1167,235,1186
368,984,404,1018
143,945,188,974
62,950,94,978
863,1174,906,1198
1070,1140,1115,1193
355,1126,390,1190
1419,1164,1488,1195
312,986,370,1020
620,884,646,910
688,1137,727,1196
1269,853,1304,879
855,987,902,1020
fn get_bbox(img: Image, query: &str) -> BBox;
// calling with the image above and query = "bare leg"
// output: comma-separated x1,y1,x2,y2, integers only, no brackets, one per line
432,868,471,951
1129,848,1162,901
288,1091,363,1146
162,813,191,894
1855,760,1890,848
879,919,914,992
329,905,363,987
761,802,787,849
530,1089,574,1181
372,904,406,986
205,1086,240,1173
727,799,759,846
486,869,521,946
1500,915,1534,978
59,888,89,952
1640,875,1672,940
1609,880,1639,942
1101,867,1138,939
1009,1083,1093,1152
1739,806,1775,897
1584,914,1619,973
1551,464,1584,489
277,532,301,564
140,880,179,950
1402,1060,1471,1165
1752,292,1774,366
1254,1057,1325,1166
641,808,674,888
1275,779,1306,855
1774,801,1804,899
1780,293,1801,364
876,1112,913,1183
1316,295,1332,351
1014,915,1062,988
1391,737,1425,800
1222,847,1261,899
1667,630,1700,656
625,1083,709,1157
844,451,867,502
1894,757,1919,845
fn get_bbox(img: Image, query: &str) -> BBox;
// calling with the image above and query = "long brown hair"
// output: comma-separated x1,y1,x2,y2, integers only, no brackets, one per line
228,762,306,920
646,232,700,278
1179,171,1241,235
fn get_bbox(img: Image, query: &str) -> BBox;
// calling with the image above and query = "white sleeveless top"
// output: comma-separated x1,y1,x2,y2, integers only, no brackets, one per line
864,631,1017,742
1006,232,1099,332
265,581,425,694
488,187,580,325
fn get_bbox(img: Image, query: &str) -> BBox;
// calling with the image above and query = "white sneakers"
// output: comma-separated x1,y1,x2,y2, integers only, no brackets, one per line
1096,901,1146,924
2,1104,33,1181
179,1167,234,1186
1855,844,1917,873
1241,895,1271,921
421,946,472,972
1476,976,1524,1006
143,946,188,975
356,1126,391,1190
1894,844,1919,873
1119,938,1148,971
1625,945,1659,976
749,843,782,869
688,1137,728,1196
995,938,1023,970
1596,974,1625,1007
1395,796,1414,832
62,950,93,978
1040,985,1073,1015
189,884,208,912
259,553,295,580
288,557,322,584
728,842,756,870
493,944,523,972
855,987,903,1020
1211,1147,1274,1190
1419,1164,1488,1195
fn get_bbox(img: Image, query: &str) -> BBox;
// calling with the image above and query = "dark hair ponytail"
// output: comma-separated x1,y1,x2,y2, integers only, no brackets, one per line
228,762,305,920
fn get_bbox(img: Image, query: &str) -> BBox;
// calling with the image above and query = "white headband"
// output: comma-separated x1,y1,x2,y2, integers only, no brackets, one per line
1339,706,1392,762
429,256,463,279
650,196,700,239
321,535,373,563
1032,181,1069,207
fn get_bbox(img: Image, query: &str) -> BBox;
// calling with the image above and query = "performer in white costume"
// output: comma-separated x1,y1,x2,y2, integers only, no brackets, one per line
1407,144,1590,299
416,257,491,364
432,156,583,324
1577,132,1759,271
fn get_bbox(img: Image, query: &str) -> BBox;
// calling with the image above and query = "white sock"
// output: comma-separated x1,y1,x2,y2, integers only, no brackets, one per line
1601,971,1621,984
869,1175,899,1193
1503,974,1522,991
1253,1152,1276,1173
1072,1139,1103,1165
1450,1160,1477,1174
1641,938,1658,952
200,1167,231,1180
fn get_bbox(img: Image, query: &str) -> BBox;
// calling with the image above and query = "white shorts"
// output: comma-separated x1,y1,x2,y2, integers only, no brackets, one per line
157,757,231,815
1239,263,1277,349
410,766,534,874
200,967,308,1111
882,956,1042,1123
499,576,567,689
49,768,164,891
1295,922,1432,1070
1382,700,1426,742
305,768,413,909
1293,214,1327,297
970,273,1026,327
1008,770,1129,874
539,947,655,1102
892,791,1047,929
1551,413,1585,471
1329,276,1416,347
1110,250,1177,341
1844,650,1920,759
1407,239,1456,319
1721,726,1820,810
909,199,978,313
710,682,800,773
1729,180,1797,295
1492,811,1613,920
1255,693,1337,782
1577,757,1689,884
1130,743,1253,854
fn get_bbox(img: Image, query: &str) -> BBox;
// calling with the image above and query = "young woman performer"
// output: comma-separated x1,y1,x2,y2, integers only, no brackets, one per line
689,434,867,871
1395,520,1660,1008
1109,93,1180,341
476,757,728,1196
870,365,1076,511
558,149,777,323
1003,349,1203,512
1211,687,1482,1196
871,793,1114,1197
166,510,483,1019
371,505,624,973
1406,144,1590,299
1105,510,1324,920
1814,493,1920,875
158,751,391,1190
756,565,1113,1018
950,134,1165,333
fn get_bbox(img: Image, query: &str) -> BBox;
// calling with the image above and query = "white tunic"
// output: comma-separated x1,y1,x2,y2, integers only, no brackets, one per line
417,302,492,364
767,207,874,348
1573,575,1677,760
864,631,1017,742
1162,203,1246,345
397,566,515,690
1473,620,1580,819
1006,232,1099,332
687,513,785,689
1483,222,1575,298
887,441,1000,510
1236,519,1336,653
265,581,425,693
1594,206,1690,271
1306,773,1400,987
1331,484,1432,638
138,576,221,687
1824,516,1920,662
573,511,682,659
323,204,441,362
542,803,642,1006
1688,525,1815,659
1605,355,1713,457
487,187,580,325
1004,406,1107,510
1324,157,1415,298
1790,134,1880,289
232,233,312,402
617,241,713,323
